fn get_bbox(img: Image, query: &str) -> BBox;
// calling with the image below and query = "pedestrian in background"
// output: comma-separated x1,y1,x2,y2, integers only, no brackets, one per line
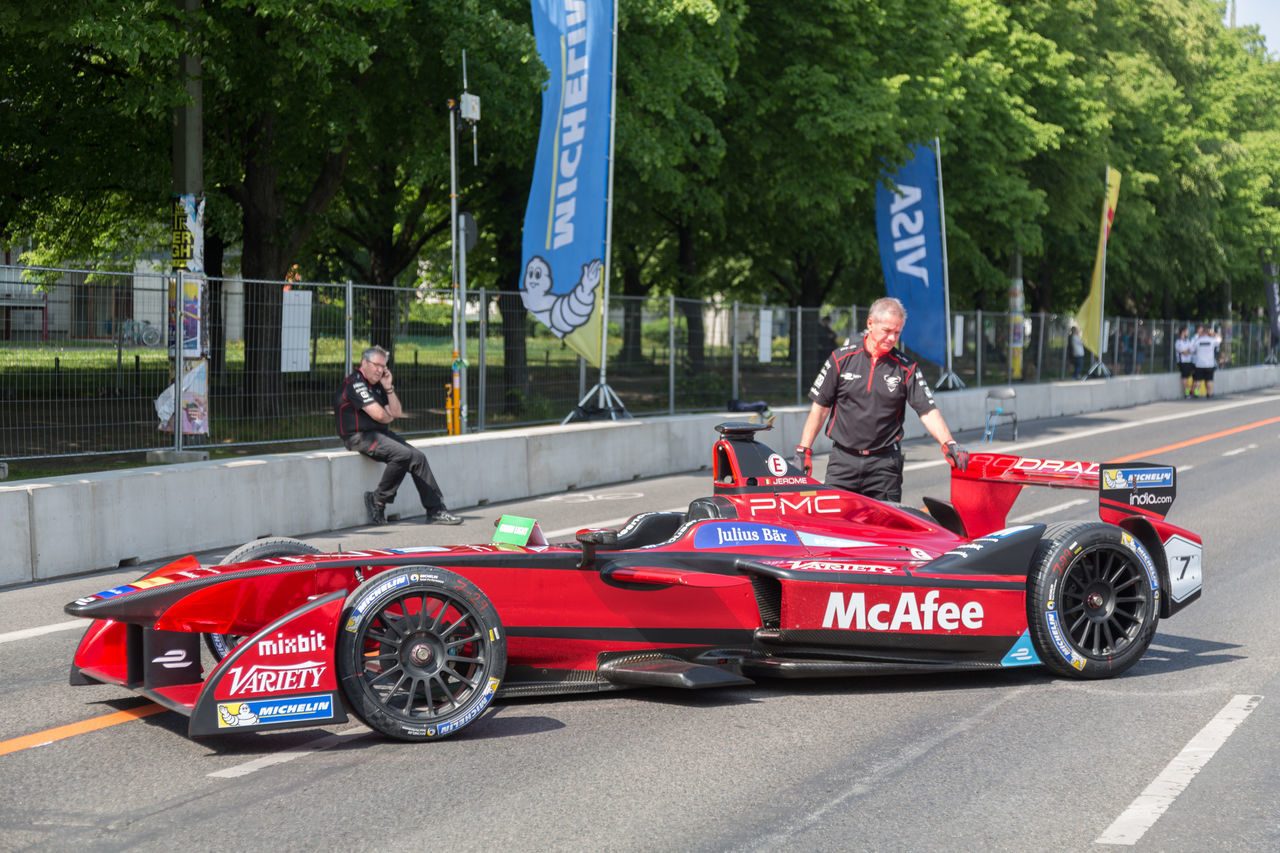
793,297,968,503
1069,323,1086,379
334,346,462,525
1191,325,1222,399
1175,327,1195,398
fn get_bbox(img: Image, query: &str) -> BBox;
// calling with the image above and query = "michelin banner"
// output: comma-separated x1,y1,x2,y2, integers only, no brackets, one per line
520,0,614,366
875,143,947,367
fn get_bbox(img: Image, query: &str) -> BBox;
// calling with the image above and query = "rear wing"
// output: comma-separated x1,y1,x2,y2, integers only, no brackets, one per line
943,453,1177,538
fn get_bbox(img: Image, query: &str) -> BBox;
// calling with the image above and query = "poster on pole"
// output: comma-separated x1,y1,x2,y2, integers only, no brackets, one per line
519,0,614,367
875,143,948,366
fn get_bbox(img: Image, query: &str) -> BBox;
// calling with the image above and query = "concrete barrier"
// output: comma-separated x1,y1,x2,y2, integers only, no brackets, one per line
2,365,1274,586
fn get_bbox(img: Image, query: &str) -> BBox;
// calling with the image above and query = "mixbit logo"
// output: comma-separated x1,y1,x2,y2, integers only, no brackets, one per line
256,629,328,657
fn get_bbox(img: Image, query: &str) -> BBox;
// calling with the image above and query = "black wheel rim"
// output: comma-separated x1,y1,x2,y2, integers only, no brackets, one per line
352,587,493,724
1059,544,1149,657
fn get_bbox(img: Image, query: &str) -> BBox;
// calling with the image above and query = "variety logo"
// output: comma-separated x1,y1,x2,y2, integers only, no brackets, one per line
883,375,901,392
256,629,328,657
226,661,326,695
791,561,900,575
766,454,788,476
822,590,984,632
746,494,843,517
216,694,334,728
1128,493,1173,507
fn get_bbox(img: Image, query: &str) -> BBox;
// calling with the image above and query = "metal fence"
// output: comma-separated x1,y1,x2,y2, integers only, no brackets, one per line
1,263,1273,462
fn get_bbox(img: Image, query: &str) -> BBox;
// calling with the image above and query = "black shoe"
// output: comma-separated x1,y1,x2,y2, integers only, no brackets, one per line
364,491,387,525
425,508,463,525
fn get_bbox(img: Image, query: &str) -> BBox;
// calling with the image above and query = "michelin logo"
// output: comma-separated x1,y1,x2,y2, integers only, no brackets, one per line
1103,467,1174,490
216,694,334,728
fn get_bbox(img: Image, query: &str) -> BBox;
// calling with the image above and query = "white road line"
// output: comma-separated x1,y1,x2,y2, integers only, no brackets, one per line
207,726,369,778
904,393,1280,472
1096,694,1262,845
0,620,85,645
1221,444,1257,457
1009,499,1088,523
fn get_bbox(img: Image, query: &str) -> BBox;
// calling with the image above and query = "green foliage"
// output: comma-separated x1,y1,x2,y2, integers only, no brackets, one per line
6,0,1280,338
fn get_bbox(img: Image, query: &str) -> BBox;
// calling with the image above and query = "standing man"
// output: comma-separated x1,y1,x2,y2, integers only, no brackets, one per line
335,346,462,525
1068,323,1086,379
1175,327,1195,398
1191,325,1222,399
793,297,968,503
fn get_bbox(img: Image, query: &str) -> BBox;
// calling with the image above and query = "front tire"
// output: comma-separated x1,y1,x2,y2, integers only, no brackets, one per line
204,536,324,660
337,567,506,741
1027,522,1160,679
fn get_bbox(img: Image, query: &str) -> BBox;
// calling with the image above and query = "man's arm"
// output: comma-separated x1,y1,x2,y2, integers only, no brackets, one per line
798,401,831,449
347,375,399,425
919,408,955,448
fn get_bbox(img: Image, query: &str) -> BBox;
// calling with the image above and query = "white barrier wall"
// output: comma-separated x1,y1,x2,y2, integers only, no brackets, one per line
2,366,1274,587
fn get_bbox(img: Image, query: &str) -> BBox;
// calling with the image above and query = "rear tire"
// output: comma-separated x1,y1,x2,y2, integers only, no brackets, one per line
337,567,506,741
1026,522,1160,679
204,537,324,660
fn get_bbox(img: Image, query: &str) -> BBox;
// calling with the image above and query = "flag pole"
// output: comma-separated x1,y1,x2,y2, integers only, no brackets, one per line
933,136,964,389
563,0,628,423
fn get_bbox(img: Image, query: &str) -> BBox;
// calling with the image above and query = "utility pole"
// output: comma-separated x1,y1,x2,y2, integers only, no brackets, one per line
167,0,206,455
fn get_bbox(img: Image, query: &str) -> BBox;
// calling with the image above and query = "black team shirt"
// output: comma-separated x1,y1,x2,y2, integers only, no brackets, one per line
808,342,938,452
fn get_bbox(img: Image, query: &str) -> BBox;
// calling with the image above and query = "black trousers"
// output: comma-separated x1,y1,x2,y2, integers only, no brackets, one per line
825,447,905,503
344,429,445,512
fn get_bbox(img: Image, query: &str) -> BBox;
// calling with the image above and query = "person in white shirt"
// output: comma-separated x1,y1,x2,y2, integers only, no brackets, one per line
1191,325,1222,398
1174,327,1196,398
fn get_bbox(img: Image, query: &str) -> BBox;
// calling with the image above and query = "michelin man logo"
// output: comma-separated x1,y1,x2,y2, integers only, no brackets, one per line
218,702,259,727
521,255,600,339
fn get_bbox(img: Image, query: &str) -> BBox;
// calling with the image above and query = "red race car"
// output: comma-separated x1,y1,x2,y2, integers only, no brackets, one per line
66,423,1203,741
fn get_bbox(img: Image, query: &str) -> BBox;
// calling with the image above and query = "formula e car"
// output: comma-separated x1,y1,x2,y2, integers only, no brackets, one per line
66,423,1203,741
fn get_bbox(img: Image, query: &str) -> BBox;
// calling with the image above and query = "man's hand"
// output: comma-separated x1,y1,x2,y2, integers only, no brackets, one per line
380,367,394,388
792,445,812,476
943,441,969,471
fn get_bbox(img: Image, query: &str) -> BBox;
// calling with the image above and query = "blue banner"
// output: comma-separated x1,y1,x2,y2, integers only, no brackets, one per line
875,143,948,366
520,0,614,366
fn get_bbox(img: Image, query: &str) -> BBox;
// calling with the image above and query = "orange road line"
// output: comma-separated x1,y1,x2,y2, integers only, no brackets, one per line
1106,415,1280,463
0,703,166,757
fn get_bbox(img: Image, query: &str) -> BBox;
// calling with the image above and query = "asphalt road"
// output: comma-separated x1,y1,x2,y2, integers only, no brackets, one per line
2,390,1278,852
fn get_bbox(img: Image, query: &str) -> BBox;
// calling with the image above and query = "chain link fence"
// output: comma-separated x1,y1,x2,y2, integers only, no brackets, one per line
2,263,1273,462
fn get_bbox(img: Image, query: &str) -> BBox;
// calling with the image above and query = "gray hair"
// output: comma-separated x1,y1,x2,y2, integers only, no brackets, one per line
361,345,389,362
868,296,907,324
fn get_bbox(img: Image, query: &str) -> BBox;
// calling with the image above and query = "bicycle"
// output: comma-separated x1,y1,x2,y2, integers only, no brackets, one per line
117,318,162,347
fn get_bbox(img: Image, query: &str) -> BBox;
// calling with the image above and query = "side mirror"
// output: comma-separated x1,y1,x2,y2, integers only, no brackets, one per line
575,528,618,568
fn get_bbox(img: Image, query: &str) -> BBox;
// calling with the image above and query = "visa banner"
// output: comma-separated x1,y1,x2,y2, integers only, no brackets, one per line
519,0,614,366
875,143,947,367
